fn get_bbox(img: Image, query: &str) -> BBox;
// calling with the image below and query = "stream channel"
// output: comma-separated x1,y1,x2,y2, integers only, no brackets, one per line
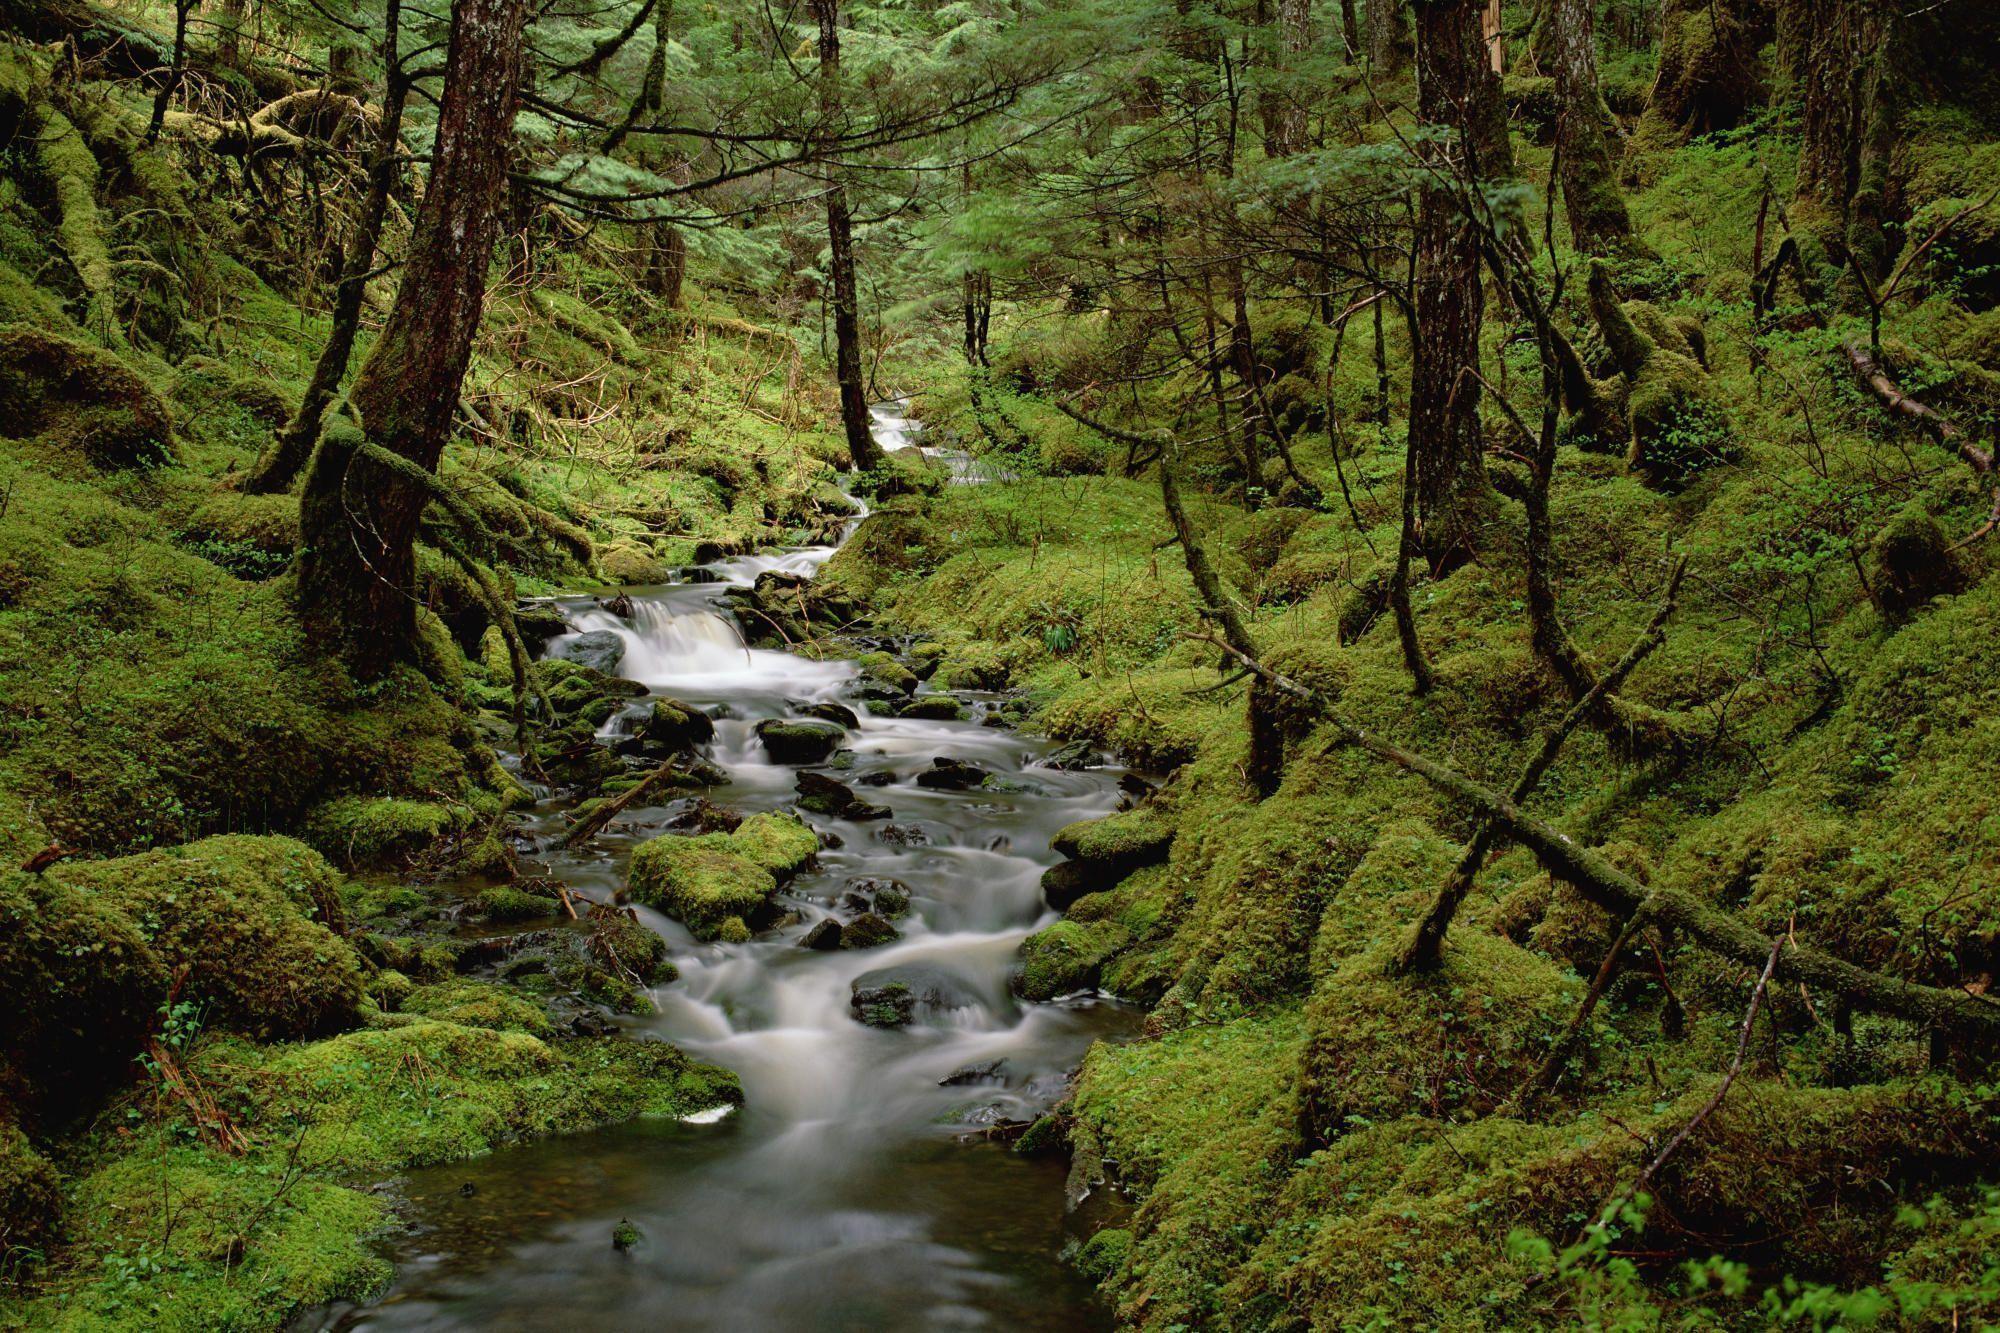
320,404,1137,1330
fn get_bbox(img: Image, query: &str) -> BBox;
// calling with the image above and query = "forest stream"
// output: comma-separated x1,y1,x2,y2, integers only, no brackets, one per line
315,405,1135,1330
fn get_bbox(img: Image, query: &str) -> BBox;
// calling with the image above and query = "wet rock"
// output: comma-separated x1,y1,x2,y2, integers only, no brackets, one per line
555,629,626,675
598,593,635,619
800,918,843,951
979,775,1047,796
612,1219,641,1251
939,1060,1007,1087
851,964,979,1025
514,602,571,647
679,566,726,584
875,823,929,847
1119,772,1158,801
839,913,900,950
793,700,861,729
1041,861,1095,913
855,770,898,788
896,695,967,722
916,757,989,791
843,877,912,918
569,1010,618,1037
796,771,895,822
640,696,715,752
754,719,844,764
850,681,907,713
795,771,856,816
855,651,919,695
1040,739,1101,771
851,981,914,1027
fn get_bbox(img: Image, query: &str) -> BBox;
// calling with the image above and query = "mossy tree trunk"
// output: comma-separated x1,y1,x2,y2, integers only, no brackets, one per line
294,0,526,677
1407,0,1512,567
245,0,407,495
1789,0,1889,271
1261,0,1313,157
639,0,687,310
810,0,884,472
1366,0,1406,72
1545,0,1649,257
1628,0,1763,160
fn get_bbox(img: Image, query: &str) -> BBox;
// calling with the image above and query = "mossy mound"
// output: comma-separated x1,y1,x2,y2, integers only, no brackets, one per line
53,835,367,1042
1297,932,1581,1144
855,650,919,694
303,796,473,870
401,979,553,1035
0,323,175,472
0,870,169,1124
0,1119,63,1262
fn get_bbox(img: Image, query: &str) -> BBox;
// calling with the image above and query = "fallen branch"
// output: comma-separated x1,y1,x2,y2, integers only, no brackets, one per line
1392,556,1687,973
1842,339,2000,550
559,758,684,848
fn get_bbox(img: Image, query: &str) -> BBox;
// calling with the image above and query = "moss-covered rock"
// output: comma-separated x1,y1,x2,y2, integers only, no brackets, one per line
303,796,470,870
599,538,672,585
54,835,367,1043
401,979,553,1035
0,323,175,471
895,694,967,721
1017,917,1125,999
855,650,919,695
752,718,844,764
728,811,819,876
1297,933,1581,1144
628,835,777,940
640,695,715,750
0,871,168,1122
1868,500,1964,621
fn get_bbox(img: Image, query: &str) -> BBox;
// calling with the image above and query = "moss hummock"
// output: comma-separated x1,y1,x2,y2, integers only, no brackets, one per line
627,811,817,938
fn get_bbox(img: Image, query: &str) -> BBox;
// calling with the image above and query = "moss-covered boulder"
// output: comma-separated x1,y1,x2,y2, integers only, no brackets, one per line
855,650,919,695
896,694,967,721
599,539,672,585
53,835,366,1042
753,718,844,764
729,811,820,876
628,835,778,940
1017,918,1125,999
1052,806,1175,883
0,323,175,471
1868,500,1965,621
0,870,167,1123
303,796,469,870
401,979,553,1035
640,695,715,751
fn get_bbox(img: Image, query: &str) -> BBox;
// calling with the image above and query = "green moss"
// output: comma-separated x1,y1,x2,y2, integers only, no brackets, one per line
1070,1009,1306,1329
599,538,672,585
1073,1226,1132,1283
855,650,919,694
627,834,777,940
1018,917,1126,1000
726,811,819,877
895,694,966,720
0,1119,62,1263
475,883,557,922
401,979,552,1035
52,835,365,1043
303,797,469,870
1298,933,1581,1143
0,870,167,1121
0,323,174,470
1053,806,1174,872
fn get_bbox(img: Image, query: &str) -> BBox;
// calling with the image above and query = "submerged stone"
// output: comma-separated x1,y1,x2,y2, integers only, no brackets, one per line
555,629,626,674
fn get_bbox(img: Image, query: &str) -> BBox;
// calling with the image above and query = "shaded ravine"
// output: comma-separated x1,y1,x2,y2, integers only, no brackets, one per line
322,404,1136,1330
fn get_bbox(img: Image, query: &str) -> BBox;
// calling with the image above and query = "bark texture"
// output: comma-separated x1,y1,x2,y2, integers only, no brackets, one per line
1407,0,1512,567
1545,0,1647,257
811,0,884,471
294,0,527,676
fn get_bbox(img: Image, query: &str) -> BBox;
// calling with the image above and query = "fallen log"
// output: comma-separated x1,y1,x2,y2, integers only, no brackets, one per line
1208,640,2000,1043
559,758,682,848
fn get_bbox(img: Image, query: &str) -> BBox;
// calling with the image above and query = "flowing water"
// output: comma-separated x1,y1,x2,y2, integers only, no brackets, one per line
320,407,1134,1331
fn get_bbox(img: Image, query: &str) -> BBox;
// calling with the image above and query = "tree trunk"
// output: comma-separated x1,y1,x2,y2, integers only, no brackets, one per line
1790,0,1885,265
1407,0,1512,568
1546,0,1648,257
1338,0,1359,57
1367,0,1406,71
639,0,687,310
294,0,526,677
1628,0,1763,160
1263,0,1313,156
245,0,406,495
809,0,883,471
